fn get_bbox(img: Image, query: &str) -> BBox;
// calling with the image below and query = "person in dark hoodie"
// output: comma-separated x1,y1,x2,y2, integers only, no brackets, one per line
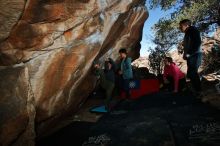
179,19,202,95
94,58,116,111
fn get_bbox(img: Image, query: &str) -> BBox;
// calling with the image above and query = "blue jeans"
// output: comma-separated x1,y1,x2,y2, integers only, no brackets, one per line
187,53,202,92
119,76,131,98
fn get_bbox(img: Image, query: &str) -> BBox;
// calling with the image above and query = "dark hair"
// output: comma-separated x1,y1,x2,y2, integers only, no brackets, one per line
119,48,127,54
105,60,112,65
179,19,191,26
140,67,149,73
165,57,173,63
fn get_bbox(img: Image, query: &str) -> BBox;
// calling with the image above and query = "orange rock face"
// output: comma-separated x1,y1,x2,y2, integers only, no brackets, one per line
0,0,148,145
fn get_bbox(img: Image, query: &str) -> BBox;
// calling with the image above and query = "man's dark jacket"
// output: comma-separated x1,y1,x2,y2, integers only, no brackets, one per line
183,26,201,56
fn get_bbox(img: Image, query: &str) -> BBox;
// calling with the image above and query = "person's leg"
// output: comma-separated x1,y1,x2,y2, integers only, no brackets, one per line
98,69,107,87
104,83,115,110
98,70,113,109
166,76,174,92
116,75,123,96
123,79,131,98
187,53,202,92
178,78,186,92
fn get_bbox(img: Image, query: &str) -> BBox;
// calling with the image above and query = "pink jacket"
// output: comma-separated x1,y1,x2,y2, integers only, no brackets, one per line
163,63,185,91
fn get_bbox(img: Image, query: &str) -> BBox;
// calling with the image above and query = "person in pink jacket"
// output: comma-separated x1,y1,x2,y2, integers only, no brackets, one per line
163,57,186,93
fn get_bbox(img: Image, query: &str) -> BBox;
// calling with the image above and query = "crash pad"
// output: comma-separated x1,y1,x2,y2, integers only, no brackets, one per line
90,105,108,113
120,79,160,99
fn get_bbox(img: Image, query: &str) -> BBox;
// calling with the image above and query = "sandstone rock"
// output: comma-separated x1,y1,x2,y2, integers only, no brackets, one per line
0,0,25,42
132,57,149,68
0,0,148,145
0,66,35,146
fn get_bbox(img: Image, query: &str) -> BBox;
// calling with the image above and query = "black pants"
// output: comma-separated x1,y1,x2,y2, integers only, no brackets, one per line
166,76,186,92
187,53,202,92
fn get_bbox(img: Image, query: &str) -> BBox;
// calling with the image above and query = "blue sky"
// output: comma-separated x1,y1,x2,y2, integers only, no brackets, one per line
140,5,174,57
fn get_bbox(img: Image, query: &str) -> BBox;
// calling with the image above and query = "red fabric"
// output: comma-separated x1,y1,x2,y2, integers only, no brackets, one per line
120,79,160,99
163,63,185,92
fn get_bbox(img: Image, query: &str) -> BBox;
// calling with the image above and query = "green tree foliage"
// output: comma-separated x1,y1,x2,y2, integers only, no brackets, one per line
146,0,219,74
148,46,167,75
202,43,220,74
148,0,177,10
149,0,219,47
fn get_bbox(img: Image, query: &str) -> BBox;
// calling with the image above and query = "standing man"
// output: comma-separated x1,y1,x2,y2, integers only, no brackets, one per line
118,48,133,98
179,19,202,95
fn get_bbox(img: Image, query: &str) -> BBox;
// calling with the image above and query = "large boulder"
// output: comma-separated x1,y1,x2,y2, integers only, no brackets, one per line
0,66,36,146
0,0,148,145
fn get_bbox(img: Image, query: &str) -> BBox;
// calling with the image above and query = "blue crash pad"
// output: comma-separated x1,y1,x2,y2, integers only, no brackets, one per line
90,105,108,113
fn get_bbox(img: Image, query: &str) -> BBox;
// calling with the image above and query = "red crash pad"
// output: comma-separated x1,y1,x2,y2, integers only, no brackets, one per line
120,79,159,99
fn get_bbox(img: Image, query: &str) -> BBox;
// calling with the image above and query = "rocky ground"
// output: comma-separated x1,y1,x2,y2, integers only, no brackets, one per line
200,72,220,108
37,78,220,146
